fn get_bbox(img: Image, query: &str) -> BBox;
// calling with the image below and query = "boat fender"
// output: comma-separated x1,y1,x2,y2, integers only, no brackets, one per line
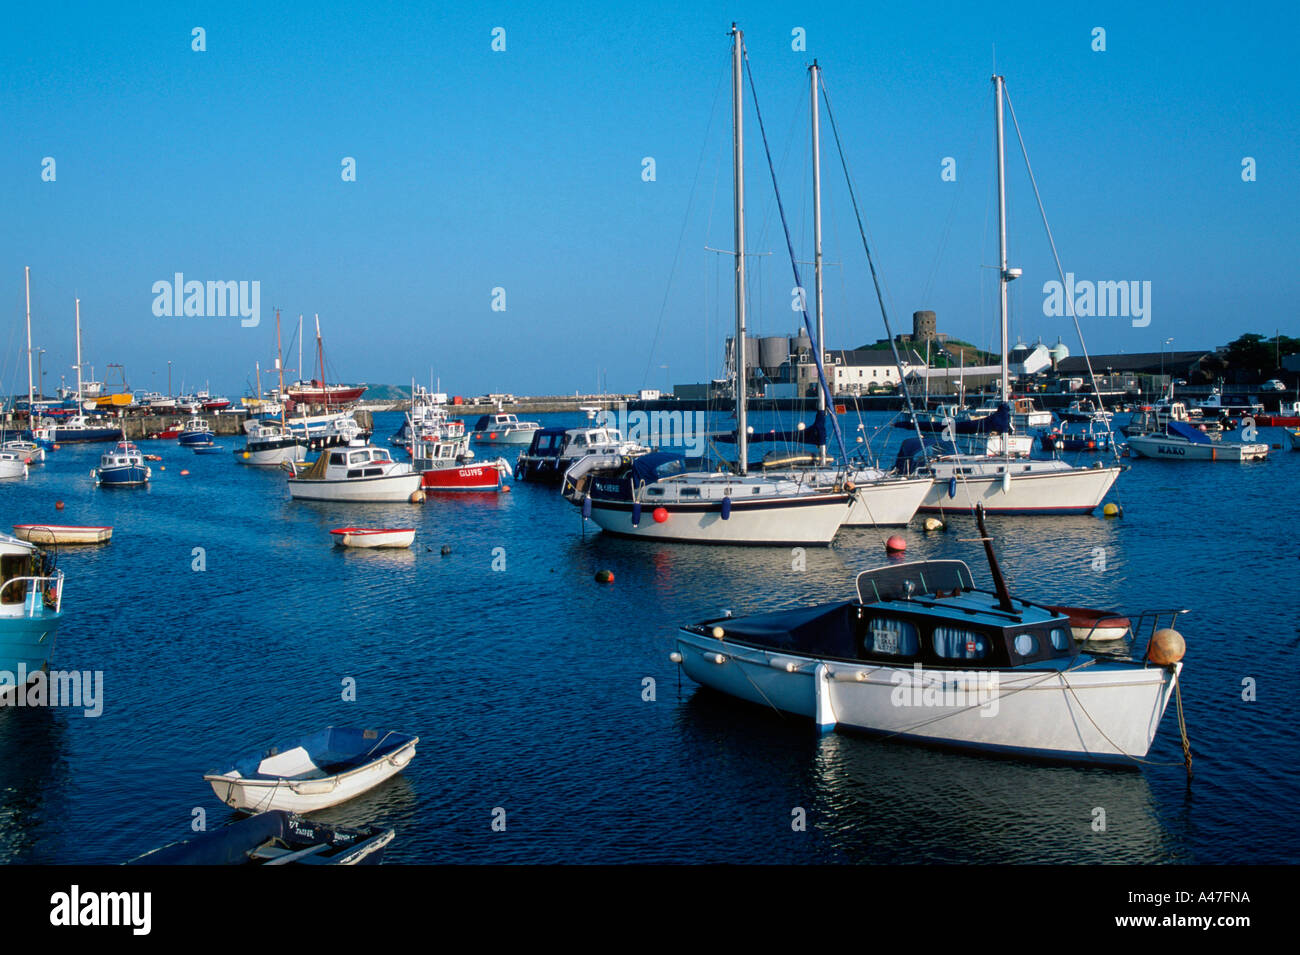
720,496,731,520
582,495,592,519
1147,628,1186,665
1001,470,1011,493
631,501,641,526
948,476,957,499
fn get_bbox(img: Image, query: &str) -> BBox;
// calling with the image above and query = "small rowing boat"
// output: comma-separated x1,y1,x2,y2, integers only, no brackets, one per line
204,726,419,813
1044,605,1133,642
12,524,113,545
330,527,415,548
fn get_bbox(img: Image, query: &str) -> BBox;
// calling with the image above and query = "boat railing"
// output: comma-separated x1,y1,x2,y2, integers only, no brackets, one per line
0,571,64,616
1080,608,1188,657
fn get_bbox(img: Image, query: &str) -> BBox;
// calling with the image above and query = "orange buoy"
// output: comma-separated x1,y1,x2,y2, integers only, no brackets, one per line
53,444,61,450
1147,628,1186,665
501,485,511,493
595,569,615,584
652,507,669,523
55,500,65,510
180,469,190,476
885,535,906,553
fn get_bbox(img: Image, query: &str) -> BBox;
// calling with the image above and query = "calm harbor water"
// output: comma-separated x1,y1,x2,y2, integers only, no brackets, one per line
1,410,1296,864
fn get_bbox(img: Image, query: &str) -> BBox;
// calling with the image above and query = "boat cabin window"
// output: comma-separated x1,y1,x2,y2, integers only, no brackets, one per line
680,487,700,497
348,452,367,464
1050,627,1071,651
1012,632,1039,658
646,488,664,496
862,617,919,657
932,626,990,661
330,453,346,465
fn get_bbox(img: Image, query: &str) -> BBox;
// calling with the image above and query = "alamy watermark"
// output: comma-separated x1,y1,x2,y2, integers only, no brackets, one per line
151,273,260,327
1042,272,1151,328
0,666,103,717
595,402,707,457
889,663,1000,717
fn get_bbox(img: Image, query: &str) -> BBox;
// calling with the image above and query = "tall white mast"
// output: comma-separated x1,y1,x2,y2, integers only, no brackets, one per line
810,60,826,466
731,24,748,475
298,314,303,383
993,74,1019,407
75,298,84,403
24,268,33,411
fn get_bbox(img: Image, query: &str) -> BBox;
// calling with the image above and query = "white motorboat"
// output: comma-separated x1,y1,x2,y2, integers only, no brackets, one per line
517,425,650,483
0,451,29,480
1127,421,1268,461
469,411,541,446
672,511,1189,765
204,727,418,814
237,421,308,466
287,444,424,502
330,527,415,548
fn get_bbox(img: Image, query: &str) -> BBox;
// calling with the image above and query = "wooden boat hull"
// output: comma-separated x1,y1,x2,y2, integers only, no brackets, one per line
12,525,112,544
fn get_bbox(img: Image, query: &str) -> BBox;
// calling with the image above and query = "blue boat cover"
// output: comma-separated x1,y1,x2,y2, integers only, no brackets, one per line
893,437,959,474
713,410,828,447
1168,421,1212,444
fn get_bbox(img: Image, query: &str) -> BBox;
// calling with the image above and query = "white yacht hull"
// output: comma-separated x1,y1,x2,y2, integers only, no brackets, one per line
920,463,1119,514
676,629,1180,763
844,475,933,526
585,493,851,545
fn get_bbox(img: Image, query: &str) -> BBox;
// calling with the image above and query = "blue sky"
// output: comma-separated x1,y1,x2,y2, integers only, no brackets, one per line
2,1,1296,397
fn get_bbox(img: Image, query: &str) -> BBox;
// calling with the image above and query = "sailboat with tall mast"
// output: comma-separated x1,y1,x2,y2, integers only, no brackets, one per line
237,310,309,466
766,60,932,526
896,74,1120,514
50,298,121,444
3,268,47,463
285,315,366,407
563,26,853,545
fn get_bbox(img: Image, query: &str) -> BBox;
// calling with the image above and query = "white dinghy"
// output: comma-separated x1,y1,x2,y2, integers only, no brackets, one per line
204,727,419,814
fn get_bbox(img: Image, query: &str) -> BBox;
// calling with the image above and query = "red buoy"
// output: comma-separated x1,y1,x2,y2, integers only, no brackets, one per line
595,569,615,584
55,500,65,510
652,507,668,523
885,535,906,553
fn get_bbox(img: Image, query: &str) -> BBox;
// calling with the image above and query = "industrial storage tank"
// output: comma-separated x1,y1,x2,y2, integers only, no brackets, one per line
789,328,813,359
760,336,790,377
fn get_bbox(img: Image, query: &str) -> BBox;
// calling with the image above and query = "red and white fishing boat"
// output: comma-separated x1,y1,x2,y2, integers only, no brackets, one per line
12,524,113,544
330,527,415,549
408,413,511,491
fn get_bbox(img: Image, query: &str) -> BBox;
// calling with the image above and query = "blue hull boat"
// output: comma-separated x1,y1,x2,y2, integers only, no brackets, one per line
93,442,151,487
0,533,64,685
129,810,393,865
